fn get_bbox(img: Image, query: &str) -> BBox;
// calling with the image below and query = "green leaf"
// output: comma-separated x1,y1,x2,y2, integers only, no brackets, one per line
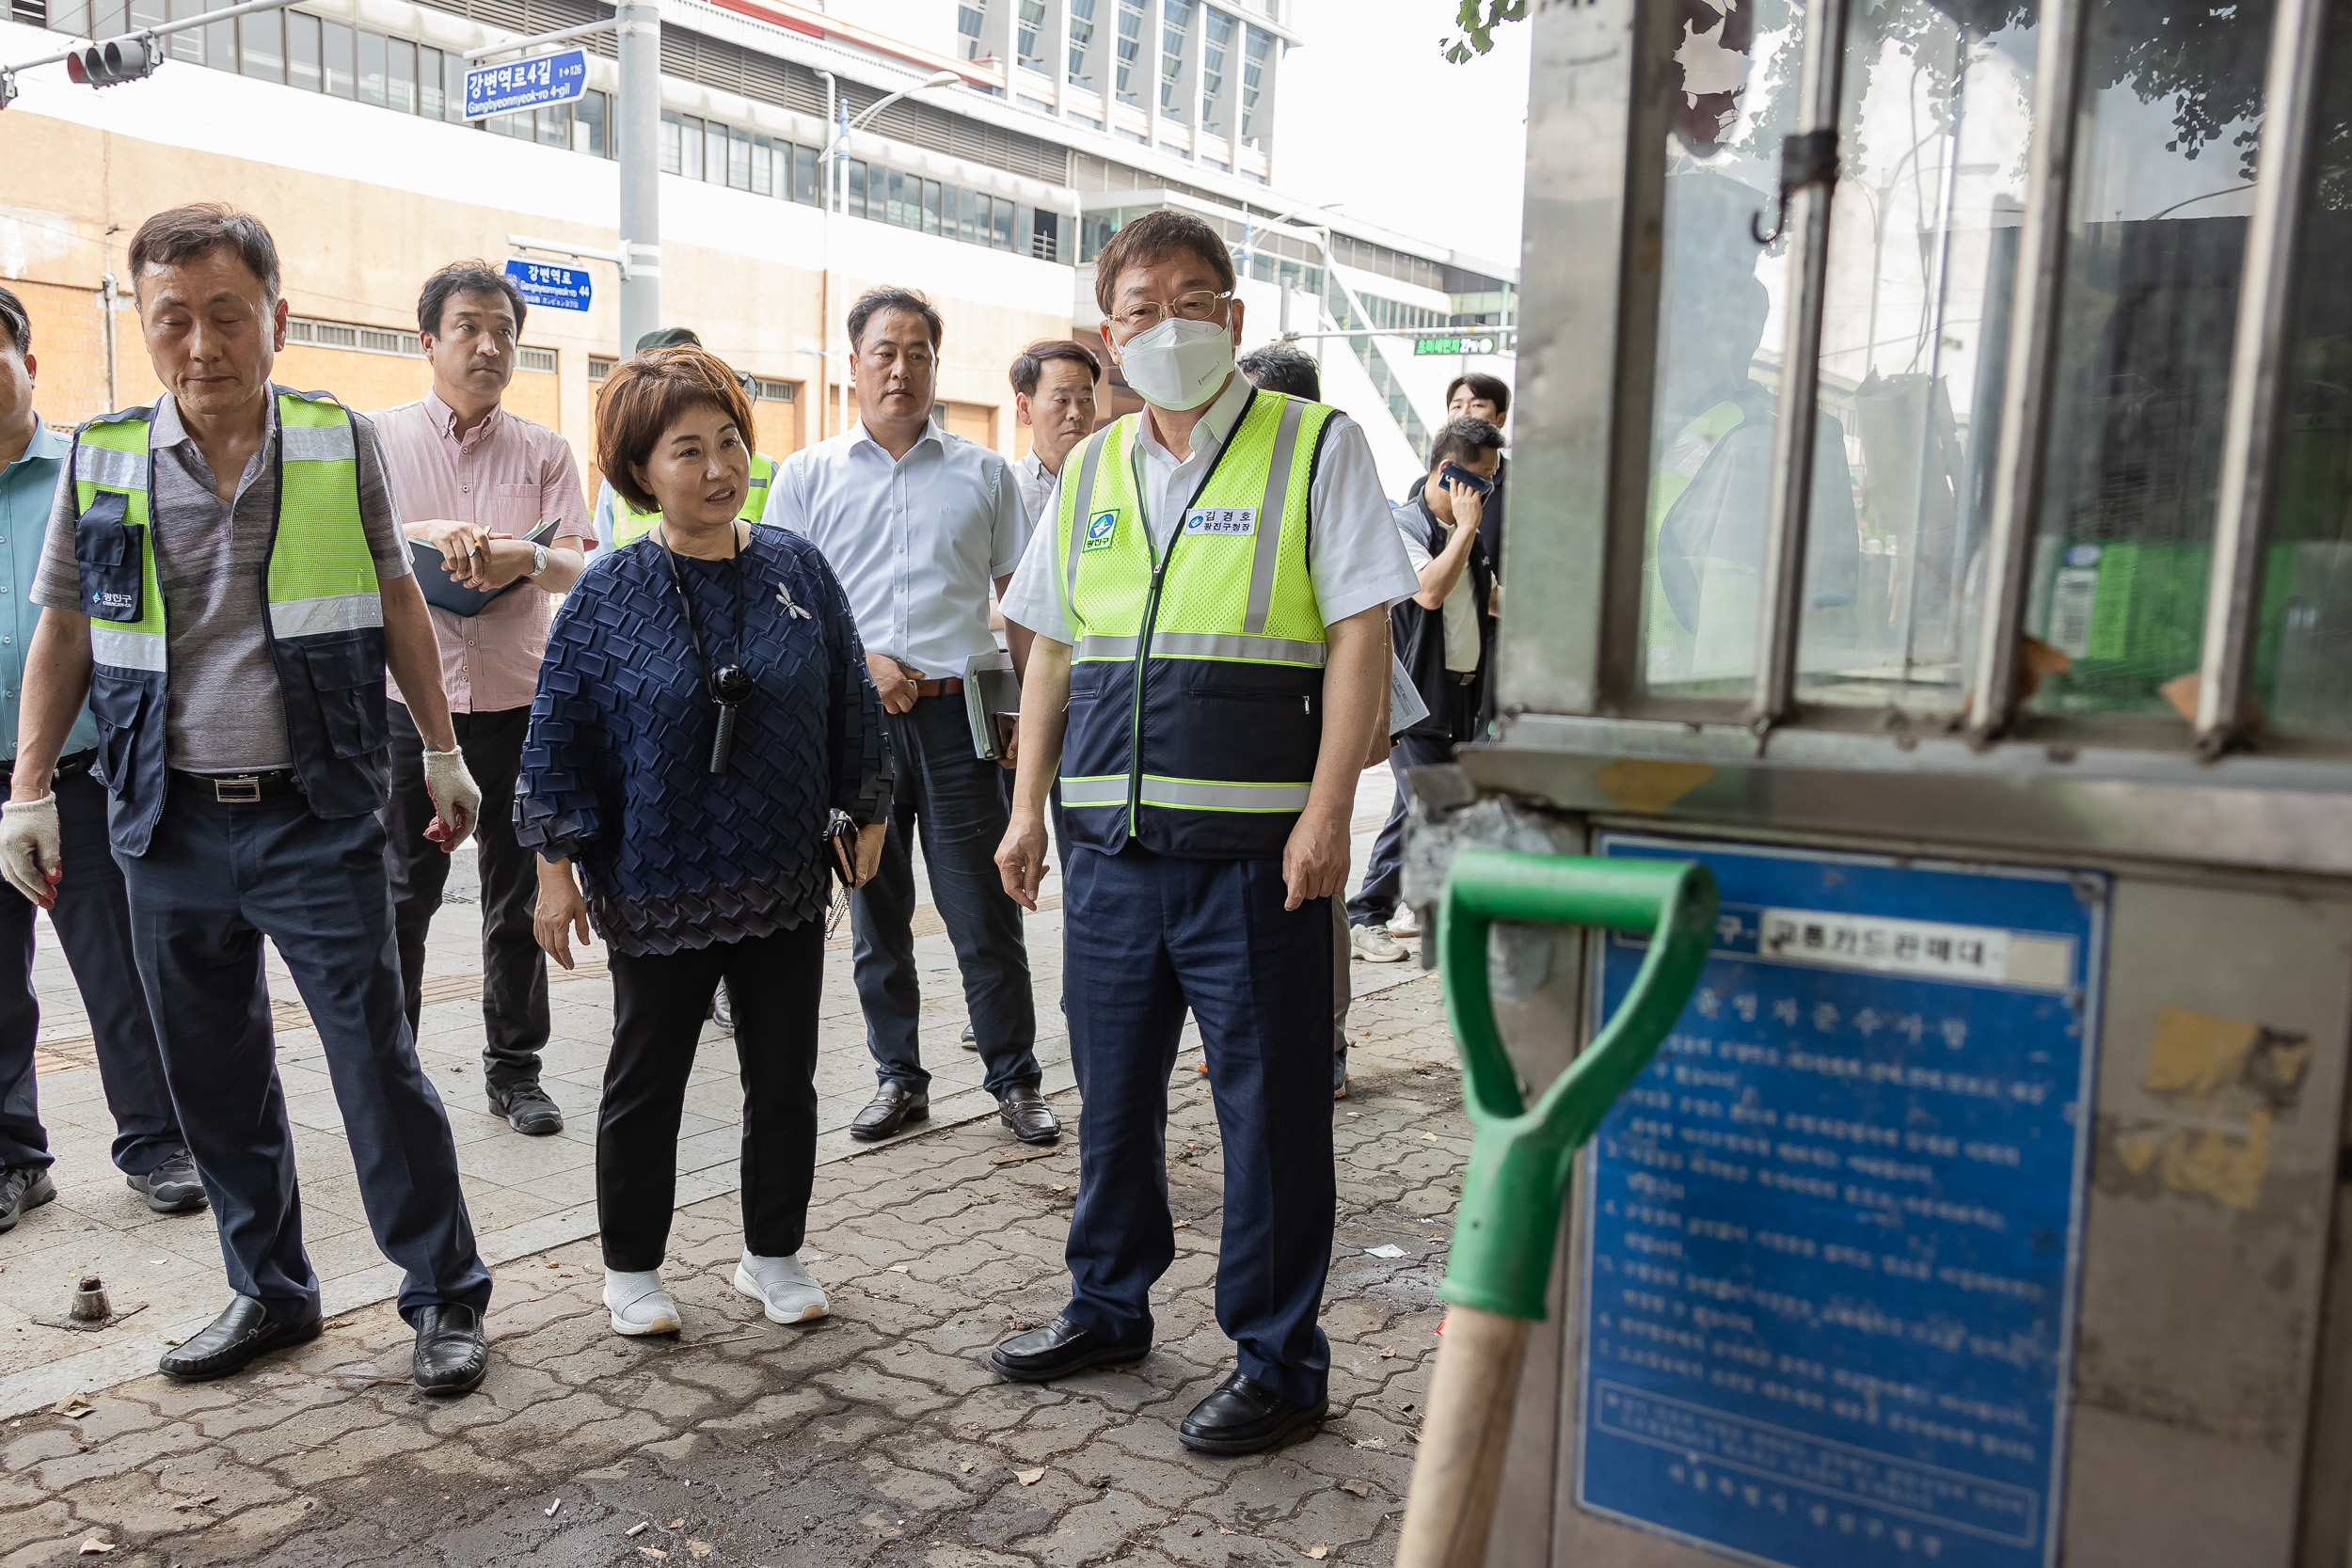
1438,0,1529,63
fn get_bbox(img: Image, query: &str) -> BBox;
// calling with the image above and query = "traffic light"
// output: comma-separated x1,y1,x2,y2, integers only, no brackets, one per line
65,35,161,88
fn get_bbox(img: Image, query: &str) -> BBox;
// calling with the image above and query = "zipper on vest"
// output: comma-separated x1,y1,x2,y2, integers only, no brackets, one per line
1126,541,1177,838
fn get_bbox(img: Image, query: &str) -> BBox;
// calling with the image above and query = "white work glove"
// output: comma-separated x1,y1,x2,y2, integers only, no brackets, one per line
0,795,62,908
421,746,483,854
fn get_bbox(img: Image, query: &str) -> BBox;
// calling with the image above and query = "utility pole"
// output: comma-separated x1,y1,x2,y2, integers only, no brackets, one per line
615,0,660,352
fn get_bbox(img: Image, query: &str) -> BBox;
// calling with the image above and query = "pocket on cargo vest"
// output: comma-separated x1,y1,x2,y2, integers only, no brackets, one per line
87,671,148,793
72,494,145,624
299,632,390,759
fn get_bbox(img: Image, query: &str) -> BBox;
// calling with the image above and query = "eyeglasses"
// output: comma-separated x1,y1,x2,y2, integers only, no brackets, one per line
1108,290,1233,333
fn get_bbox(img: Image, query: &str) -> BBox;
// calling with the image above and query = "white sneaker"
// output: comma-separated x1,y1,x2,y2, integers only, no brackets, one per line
1351,923,1407,963
1387,904,1422,938
734,1250,829,1324
604,1269,680,1336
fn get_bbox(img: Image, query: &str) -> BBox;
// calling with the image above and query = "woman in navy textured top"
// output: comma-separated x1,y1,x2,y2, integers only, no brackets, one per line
518,347,890,1338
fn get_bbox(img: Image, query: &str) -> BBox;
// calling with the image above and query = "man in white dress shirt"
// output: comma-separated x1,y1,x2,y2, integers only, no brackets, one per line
771,287,1056,1148
1008,339,1102,524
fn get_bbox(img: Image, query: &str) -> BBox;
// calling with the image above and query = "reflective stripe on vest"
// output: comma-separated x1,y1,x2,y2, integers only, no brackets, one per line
612,451,777,546
1049,388,1333,857
72,388,386,850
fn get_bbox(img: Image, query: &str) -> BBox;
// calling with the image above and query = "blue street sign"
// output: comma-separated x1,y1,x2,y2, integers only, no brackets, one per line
501,258,593,313
464,48,587,120
1577,834,2107,1568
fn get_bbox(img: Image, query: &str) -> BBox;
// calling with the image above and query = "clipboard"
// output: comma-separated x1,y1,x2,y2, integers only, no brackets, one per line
410,518,563,617
964,650,1023,761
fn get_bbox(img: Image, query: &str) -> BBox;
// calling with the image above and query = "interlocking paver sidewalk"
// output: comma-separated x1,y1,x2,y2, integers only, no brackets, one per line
0,978,1467,1566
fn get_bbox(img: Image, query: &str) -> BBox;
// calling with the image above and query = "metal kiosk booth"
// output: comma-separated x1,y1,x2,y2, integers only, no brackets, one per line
1407,0,2352,1564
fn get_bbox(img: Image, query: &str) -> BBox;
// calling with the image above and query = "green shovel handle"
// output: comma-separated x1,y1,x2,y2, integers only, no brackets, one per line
1437,849,1718,1320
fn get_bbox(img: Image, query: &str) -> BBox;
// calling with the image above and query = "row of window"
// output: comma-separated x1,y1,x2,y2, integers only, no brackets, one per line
285,314,558,372
28,2,1065,257
584,356,797,404
960,0,1273,154
658,110,1073,262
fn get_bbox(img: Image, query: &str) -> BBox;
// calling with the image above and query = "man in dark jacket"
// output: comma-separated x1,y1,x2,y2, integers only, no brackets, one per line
1347,418,1502,958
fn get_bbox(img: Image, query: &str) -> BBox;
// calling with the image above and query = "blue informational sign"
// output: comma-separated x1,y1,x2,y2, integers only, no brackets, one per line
464,48,587,120
501,258,593,313
1578,834,2106,1568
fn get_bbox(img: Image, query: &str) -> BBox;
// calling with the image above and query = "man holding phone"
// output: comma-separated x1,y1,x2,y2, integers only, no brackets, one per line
1347,418,1503,960
373,261,592,1137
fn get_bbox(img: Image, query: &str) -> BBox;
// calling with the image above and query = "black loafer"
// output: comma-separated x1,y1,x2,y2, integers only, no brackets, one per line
989,1315,1149,1384
850,1082,929,1142
487,1082,564,1136
159,1294,323,1382
710,980,735,1033
127,1148,208,1214
1178,1370,1328,1455
997,1085,1061,1144
412,1303,488,1396
0,1164,56,1233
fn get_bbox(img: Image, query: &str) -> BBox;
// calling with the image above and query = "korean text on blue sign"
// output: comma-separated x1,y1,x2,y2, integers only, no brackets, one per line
1578,835,2106,1568
464,48,587,120
501,258,593,313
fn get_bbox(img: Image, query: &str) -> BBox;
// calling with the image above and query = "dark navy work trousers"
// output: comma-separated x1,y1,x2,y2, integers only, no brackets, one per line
1061,843,1335,1406
0,762,183,1175
1345,731,1455,930
120,787,490,1324
850,694,1040,1098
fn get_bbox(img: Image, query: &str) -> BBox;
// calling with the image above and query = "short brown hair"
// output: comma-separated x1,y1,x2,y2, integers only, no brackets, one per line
595,347,757,515
129,204,280,304
1090,210,1235,316
1009,338,1102,396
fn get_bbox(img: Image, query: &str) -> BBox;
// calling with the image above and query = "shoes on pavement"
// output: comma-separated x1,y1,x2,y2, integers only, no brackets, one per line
487,1081,564,1136
1350,924,1406,964
849,1082,929,1141
159,1294,323,1381
960,1021,978,1052
1334,1044,1349,1101
997,1085,1061,1144
734,1250,829,1323
127,1148,208,1214
989,1315,1150,1384
604,1269,680,1337
0,1164,57,1233
1178,1370,1328,1455
412,1303,488,1395
710,980,735,1033
1387,903,1422,939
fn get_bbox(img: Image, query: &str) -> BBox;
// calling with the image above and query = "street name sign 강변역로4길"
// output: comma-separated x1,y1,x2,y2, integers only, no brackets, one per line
465,48,588,120
501,259,593,313
1576,832,2107,1568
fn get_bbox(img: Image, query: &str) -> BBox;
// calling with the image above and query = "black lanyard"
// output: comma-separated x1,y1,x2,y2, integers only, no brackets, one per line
656,523,755,771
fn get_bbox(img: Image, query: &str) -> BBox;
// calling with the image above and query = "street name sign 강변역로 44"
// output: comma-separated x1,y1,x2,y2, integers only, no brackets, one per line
501,259,593,313
465,48,588,120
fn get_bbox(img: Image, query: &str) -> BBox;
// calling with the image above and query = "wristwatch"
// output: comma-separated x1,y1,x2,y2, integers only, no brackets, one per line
527,543,549,578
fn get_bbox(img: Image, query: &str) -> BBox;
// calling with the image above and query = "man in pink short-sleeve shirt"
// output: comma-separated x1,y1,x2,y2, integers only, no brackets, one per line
372,261,592,1138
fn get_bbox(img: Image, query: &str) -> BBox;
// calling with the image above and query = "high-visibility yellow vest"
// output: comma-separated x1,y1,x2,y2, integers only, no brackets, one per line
1049,388,1333,859
72,388,389,852
611,451,778,546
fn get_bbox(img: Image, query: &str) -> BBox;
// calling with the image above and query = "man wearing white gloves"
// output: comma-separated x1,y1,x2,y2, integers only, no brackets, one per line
0,206,495,1395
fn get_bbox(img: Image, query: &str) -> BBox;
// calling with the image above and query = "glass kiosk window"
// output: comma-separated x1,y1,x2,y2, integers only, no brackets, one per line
2023,0,2271,721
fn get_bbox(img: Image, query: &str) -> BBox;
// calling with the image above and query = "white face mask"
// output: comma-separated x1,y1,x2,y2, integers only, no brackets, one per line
1116,315,1234,411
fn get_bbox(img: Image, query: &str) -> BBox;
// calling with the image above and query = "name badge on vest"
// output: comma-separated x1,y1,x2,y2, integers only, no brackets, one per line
1083,509,1119,552
1183,506,1258,538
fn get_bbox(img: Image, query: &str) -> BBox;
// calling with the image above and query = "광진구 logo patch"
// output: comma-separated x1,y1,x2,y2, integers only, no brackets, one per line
1083,510,1119,552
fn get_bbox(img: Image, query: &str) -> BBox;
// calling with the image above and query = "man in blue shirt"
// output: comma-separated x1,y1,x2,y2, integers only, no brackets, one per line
0,285,199,1233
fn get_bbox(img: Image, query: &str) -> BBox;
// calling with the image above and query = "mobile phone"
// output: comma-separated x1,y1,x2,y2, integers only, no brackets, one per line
1437,461,1496,498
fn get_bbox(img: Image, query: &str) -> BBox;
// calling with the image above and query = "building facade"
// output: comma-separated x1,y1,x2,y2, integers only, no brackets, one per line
1,0,1512,491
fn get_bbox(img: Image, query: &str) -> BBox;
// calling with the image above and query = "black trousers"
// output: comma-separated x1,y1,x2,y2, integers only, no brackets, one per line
599,921,825,1272
1346,729,1459,929
383,701,548,1092
0,760,183,1175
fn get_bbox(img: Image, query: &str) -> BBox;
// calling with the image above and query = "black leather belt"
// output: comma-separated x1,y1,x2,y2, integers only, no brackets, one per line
0,748,95,782
1446,671,1481,686
173,768,302,803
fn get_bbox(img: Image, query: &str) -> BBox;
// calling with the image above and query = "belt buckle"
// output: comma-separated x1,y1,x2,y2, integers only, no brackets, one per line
214,775,263,804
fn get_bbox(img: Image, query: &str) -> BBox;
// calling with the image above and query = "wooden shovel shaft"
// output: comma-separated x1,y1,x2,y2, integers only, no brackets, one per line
1395,1306,1533,1568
